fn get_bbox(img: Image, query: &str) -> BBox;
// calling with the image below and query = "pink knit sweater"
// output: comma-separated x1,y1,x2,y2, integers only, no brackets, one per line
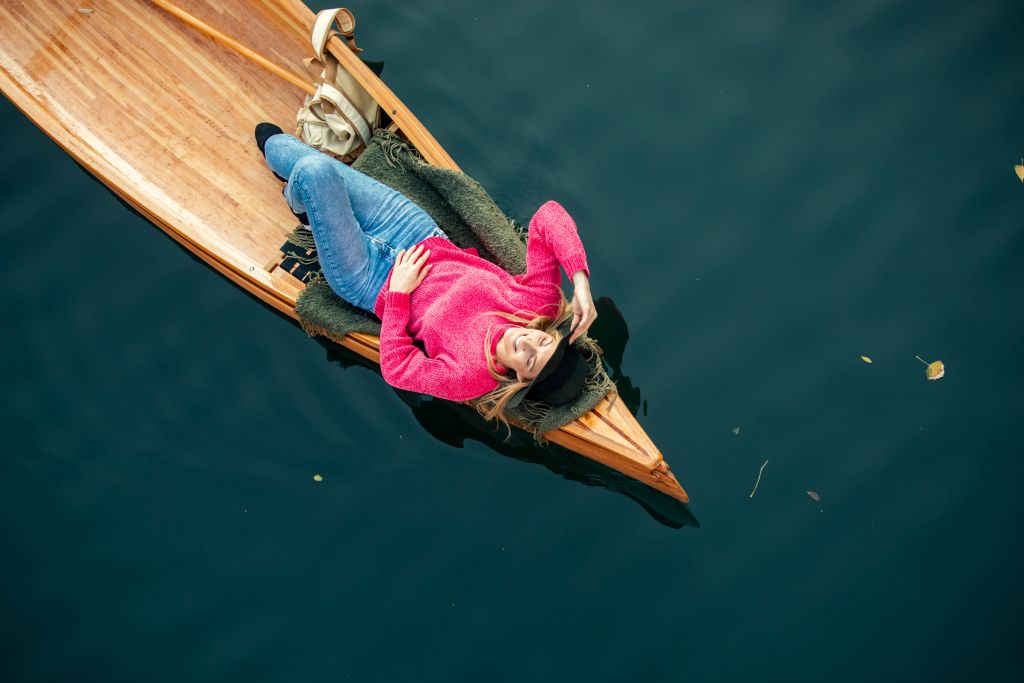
373,200,590,401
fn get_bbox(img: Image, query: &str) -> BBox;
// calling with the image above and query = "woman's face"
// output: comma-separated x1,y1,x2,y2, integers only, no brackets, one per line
496,327,557,382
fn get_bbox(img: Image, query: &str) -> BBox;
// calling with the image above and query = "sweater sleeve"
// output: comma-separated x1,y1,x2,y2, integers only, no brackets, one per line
377,290,489,401
514,200,590,288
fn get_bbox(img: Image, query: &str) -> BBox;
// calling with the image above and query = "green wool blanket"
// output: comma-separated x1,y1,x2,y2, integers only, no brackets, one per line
286,129,615,437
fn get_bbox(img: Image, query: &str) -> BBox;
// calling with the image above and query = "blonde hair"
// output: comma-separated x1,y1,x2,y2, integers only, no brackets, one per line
474,291,574,433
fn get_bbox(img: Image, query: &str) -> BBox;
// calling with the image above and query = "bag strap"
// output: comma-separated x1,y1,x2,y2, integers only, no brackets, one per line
300,53,373,146
311,8,361,58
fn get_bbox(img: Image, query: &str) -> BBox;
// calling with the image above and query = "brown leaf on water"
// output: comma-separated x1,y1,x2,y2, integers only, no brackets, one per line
807,490,821,502
1015,161,1024,183
861,356,873,364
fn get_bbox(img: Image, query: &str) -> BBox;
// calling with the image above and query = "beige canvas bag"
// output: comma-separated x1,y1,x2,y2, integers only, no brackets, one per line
295,8,379,163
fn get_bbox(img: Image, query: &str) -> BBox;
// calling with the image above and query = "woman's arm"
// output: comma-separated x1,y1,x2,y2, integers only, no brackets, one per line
516,200,590,286
516,201,596,342
570,270,596,343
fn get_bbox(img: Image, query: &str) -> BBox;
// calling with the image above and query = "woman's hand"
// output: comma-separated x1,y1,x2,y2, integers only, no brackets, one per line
389,244,432,294
569,270,597,343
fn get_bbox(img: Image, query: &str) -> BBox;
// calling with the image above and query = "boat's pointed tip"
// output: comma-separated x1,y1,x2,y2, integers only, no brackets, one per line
669,471,690,503
649,459,689,503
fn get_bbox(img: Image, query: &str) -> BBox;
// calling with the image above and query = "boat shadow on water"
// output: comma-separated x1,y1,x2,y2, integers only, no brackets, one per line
320,297,700,530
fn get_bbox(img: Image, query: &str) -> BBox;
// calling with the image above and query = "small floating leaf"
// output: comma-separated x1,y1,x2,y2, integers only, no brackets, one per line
861,356,873,364
916,355,945,380
807,490,821,502
732,427,741,435
313,474,323,482
1016,160,1024,183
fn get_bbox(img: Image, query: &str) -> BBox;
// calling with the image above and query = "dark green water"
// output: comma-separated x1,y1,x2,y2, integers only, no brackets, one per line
2,0,1023,680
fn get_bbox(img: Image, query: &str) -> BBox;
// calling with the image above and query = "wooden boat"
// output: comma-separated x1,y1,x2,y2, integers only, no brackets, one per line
0,0,689,503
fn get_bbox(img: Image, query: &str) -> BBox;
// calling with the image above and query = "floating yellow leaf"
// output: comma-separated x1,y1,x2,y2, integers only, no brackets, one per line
732,427,741,435
313,474,323,482
915,356,945,380
1016,160,1024,183
861,356,873,364
807,490,821,502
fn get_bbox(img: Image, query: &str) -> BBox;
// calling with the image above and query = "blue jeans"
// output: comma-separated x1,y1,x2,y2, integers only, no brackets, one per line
264,134,446,312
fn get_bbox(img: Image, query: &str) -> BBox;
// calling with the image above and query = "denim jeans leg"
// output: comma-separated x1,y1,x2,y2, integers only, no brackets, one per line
263,134,324,214
287,154,376,310
264,134,322,181
265,134,451,310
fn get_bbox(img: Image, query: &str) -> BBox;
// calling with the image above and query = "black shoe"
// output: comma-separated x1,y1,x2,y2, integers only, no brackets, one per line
255,122,283,155
255,122,287,181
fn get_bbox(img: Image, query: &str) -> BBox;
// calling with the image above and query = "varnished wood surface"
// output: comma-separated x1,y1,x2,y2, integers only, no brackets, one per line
0,0,308,313
149,0,317,96
0,0,688,503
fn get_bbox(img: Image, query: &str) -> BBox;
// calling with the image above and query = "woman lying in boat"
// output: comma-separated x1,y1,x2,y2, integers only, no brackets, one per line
256,123,597,425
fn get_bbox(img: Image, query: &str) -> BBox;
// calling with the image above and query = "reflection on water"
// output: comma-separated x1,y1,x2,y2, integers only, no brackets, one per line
318,296,698,528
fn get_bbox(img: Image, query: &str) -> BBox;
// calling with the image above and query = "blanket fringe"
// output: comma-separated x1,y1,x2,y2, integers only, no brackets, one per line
287,224,317,250
376,128,424,169
299,319,351,347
